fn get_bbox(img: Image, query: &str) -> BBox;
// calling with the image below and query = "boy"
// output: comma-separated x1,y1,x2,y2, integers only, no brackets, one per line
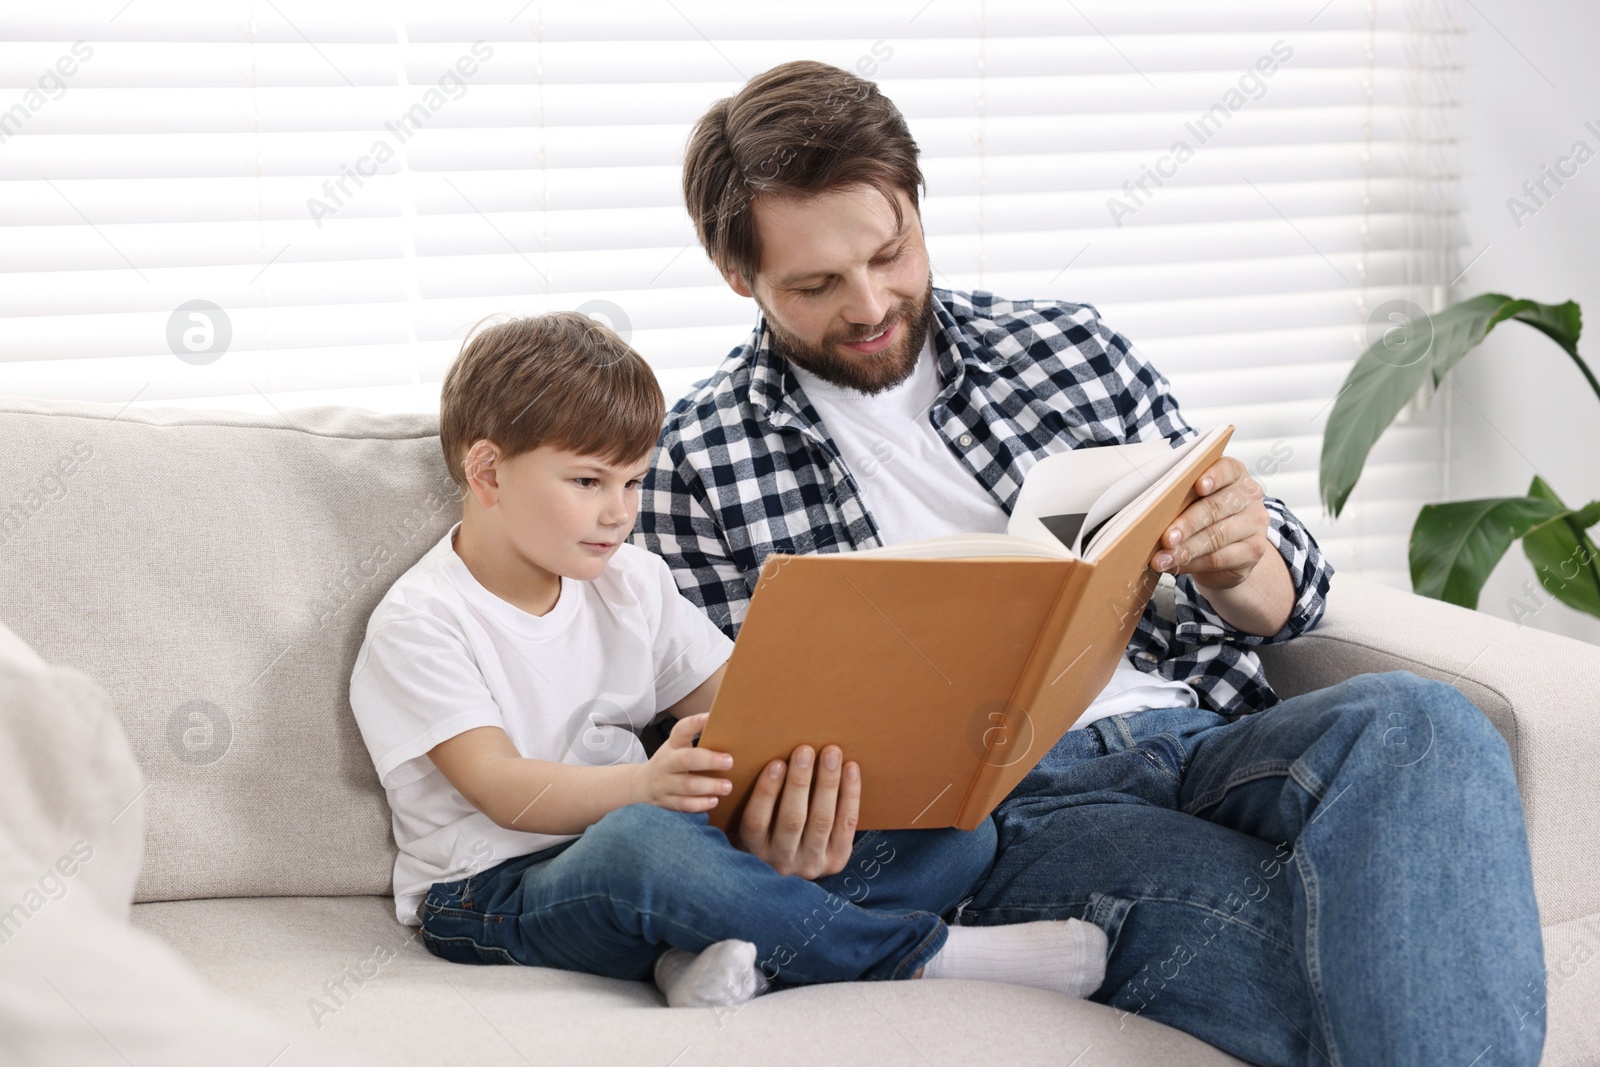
348,311,1108,1007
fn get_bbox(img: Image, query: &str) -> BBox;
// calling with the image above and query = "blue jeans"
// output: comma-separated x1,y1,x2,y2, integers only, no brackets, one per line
962,670,1546,1066
418,804,997,985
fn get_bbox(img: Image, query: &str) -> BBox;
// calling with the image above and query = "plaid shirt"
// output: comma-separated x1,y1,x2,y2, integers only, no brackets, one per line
632,288,1333,716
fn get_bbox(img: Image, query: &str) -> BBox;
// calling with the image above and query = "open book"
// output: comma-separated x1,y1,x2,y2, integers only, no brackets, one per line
699,424,1234,832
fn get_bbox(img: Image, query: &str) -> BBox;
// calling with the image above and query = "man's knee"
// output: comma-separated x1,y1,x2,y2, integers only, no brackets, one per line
1376,671,1504,752
1328,671,1509,780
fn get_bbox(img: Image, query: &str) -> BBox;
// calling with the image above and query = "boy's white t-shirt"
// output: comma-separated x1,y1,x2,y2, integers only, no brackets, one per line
348,525,733,926
789,337,1199,730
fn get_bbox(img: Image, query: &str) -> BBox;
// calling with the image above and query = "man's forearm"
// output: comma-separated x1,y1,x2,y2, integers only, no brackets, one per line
1194,544,1295,638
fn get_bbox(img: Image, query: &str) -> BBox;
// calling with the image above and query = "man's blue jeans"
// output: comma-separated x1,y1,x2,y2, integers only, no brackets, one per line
418,806,997,986
962,669,1546,1066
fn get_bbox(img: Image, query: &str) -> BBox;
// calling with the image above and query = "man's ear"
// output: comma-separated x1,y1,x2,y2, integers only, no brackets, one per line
463,439,502,508
718,262,755,300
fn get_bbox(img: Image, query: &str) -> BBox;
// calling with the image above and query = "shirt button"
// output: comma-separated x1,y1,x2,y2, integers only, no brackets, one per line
1186,676,1203,685
957,433,974,447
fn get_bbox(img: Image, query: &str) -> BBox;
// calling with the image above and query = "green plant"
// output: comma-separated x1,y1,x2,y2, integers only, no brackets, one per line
1319,293,1600,620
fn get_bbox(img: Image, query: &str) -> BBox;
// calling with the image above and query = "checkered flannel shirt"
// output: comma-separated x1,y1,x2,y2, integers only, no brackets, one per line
631,288,1334,716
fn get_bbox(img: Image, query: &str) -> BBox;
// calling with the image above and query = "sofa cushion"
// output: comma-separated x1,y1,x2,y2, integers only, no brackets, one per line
0,396,457,901
131,895,1250,1066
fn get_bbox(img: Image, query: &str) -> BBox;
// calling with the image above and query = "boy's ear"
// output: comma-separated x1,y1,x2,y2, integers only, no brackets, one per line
463,439,501,507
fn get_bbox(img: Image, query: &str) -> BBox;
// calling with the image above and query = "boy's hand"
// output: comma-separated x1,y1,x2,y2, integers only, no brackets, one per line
735,743,859,879
635,712,732,814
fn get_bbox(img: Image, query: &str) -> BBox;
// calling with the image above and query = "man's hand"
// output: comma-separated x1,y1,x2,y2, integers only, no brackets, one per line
735,743,859,879
1151,454,1294,637
1151,455,1272,591
635,712,732,813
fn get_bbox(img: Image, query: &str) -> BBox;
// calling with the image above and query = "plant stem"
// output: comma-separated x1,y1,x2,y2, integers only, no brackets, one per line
1565,347,1600,410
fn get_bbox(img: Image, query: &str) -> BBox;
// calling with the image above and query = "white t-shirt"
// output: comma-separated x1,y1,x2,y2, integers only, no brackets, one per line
348,524,734,925
789,338,1198,732
790,337,1012,546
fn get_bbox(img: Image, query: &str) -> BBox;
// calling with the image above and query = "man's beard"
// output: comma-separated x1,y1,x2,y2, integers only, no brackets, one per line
761,281,934,396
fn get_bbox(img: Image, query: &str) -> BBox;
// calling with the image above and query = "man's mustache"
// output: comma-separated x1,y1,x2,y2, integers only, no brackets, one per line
834,310,906,345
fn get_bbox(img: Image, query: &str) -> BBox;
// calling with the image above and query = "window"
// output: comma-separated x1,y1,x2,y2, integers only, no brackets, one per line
0,0,1460,585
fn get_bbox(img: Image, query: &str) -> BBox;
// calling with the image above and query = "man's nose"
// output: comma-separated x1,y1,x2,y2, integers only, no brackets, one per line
839,273,892,326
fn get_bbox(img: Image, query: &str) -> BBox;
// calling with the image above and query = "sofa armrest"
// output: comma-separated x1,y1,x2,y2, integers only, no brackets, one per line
1253,573,1600,925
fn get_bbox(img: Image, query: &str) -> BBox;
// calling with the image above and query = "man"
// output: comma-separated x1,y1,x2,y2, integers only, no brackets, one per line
632,60,1545,1065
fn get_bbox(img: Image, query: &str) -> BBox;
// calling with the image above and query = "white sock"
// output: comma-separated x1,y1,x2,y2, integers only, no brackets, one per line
919,919,1108,999
653,939,770,1008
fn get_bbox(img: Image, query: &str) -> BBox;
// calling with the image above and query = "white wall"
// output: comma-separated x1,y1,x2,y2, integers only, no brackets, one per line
1447,0,1600,644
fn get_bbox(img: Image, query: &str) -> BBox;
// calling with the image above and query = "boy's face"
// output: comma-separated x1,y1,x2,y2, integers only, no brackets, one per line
722,183,933,395
470,442,650,582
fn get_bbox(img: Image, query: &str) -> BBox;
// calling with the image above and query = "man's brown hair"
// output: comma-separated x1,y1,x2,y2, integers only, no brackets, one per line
438,311,663,489
682,60,924,283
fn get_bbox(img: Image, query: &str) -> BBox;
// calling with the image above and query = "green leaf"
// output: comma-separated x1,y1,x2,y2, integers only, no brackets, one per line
1409,495,1568,609
1318,336,1433,517
1320,294,1590,518
1421,295,1581,383
1510,300,1585,362
1519,476,1600,619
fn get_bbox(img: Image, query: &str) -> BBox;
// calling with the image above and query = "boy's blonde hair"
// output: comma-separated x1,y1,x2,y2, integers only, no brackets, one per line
439,311,664,489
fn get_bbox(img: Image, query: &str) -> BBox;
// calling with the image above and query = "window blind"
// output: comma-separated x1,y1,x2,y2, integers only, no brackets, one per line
0,0,1461,587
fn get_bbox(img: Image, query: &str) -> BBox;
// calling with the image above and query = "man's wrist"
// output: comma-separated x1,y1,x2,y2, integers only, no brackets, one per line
1195,545,1293,637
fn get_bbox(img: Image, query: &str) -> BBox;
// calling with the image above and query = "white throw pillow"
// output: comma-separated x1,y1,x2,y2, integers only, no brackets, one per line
0,622,369,1067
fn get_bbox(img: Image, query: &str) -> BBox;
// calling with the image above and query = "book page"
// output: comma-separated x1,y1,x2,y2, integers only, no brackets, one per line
1075,433,1207,554
834,428,1222,563
850,532,1071,560
1082,425,1230,560
1006,437,1176,552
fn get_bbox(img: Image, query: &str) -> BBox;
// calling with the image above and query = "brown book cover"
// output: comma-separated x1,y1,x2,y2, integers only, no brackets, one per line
698,425,1234,832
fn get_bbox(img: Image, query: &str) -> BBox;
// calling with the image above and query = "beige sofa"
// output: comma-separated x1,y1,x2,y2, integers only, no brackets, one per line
1,394,1596,1066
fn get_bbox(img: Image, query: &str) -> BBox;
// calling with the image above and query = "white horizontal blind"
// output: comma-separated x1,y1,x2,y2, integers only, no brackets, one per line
0,0,1460,586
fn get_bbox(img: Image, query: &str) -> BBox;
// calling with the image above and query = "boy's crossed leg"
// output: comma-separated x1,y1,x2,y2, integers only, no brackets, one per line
419,804,1106,1006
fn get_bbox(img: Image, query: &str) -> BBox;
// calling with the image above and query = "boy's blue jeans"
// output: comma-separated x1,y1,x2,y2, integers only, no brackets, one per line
418,806,997,985
961,670,1547,1067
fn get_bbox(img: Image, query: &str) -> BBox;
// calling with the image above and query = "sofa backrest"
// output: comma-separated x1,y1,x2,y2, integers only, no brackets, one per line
0,396,458,902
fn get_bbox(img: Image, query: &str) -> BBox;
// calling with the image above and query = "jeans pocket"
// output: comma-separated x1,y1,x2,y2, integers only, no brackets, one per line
419,927,518,966
422,874,471,912
420,888,519,966
1083,889,1137,961
1135,737,1186,784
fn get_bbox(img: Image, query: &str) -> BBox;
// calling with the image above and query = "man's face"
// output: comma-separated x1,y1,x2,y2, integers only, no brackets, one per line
727,184,933,395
